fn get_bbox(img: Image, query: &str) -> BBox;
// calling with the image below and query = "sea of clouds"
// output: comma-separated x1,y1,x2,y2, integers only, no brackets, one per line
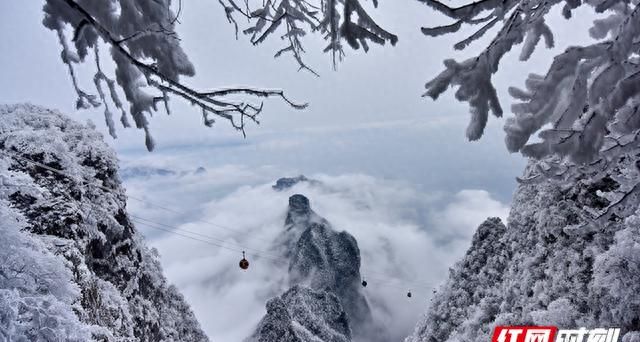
122,162,510,341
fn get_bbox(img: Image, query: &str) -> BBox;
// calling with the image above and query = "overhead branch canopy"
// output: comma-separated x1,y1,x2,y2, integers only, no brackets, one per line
43,0,307,151
41,0,640,222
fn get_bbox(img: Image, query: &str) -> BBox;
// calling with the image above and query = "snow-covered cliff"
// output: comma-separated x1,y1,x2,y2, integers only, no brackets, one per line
406,158,640,341
0,104,207,341
249,192,380,342
248,285,352,342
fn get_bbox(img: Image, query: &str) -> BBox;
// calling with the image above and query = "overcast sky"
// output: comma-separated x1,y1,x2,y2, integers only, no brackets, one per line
0,1,600,340
0,0,535,201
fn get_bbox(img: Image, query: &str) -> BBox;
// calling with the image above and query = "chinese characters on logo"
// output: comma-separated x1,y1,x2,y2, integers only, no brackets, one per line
492,326,620,342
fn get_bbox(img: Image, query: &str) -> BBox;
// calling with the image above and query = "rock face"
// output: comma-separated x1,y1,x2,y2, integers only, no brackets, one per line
0,104,207,341
247,286,351,342
288,206,372,335
406,217,510,342
406,159,640,342
273,194,330,261
250,194,376,342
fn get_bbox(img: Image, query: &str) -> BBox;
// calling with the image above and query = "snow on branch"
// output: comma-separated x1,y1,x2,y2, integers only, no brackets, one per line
43,0,307,151
421,0,640,221
421,0,640,154
219,0,398,72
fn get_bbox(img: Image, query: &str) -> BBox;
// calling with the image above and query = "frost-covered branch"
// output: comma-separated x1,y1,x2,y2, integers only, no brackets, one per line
43,0,307,151
220,0,398,72
421,0,640,154
421,0,640,220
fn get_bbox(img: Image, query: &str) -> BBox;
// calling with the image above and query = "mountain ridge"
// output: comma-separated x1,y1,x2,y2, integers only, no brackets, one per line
0,104,208,341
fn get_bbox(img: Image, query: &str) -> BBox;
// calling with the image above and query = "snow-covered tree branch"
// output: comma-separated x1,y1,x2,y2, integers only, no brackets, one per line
420,0,640,222
421,0,640,158
43,0,307,151
41,0,639,221
218,0,398,73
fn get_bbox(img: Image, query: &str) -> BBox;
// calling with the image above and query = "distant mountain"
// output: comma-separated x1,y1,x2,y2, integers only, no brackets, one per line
272,175,320,191
0,104,207,341
119,166,176,179
406,157,640,341
120,166,208,180
249,194,384,342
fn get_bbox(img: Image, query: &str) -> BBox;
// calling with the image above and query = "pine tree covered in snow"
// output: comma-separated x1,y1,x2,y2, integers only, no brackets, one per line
0,104,207,341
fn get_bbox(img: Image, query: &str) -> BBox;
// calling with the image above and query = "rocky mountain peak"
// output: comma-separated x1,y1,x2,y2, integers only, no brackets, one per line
285,194,321,229
249,193,383,341
288,193,311,213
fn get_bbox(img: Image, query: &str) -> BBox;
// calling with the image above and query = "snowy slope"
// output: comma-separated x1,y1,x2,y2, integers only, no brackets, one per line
406,158,640,341
0,104,207,341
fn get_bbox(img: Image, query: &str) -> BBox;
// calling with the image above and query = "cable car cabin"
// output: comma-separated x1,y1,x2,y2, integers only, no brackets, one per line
239,251,249,270
361,280,368,287
407,291,412,298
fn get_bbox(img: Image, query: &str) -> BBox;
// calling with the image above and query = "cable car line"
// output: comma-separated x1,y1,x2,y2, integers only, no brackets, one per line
133,211,434,289
126,196,276,244
130,214,285,261
360,270,434,289
130,219,284,264
3,150,434,295
132,216,432,294
130,217,285,264
2,150,273,243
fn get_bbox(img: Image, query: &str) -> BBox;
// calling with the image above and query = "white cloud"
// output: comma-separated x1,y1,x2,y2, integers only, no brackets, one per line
432,189,511,240
124,168,511,341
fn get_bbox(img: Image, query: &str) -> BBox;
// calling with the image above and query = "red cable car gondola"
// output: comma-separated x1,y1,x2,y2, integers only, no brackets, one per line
239,251,249,270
